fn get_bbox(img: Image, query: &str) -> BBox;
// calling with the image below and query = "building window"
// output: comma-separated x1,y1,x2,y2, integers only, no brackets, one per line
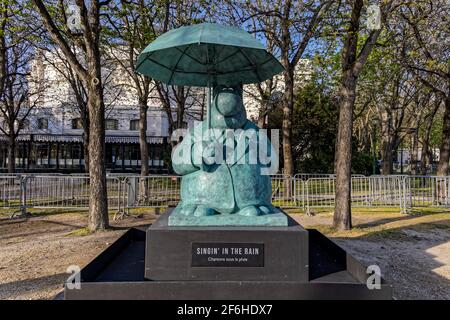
130,119,139,131
38,118,48,130
72,118,83,129
106,119,119,130
18,119,29,130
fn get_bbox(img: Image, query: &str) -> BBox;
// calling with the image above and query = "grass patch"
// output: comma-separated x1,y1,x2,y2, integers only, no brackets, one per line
67,227,91,237
306,208,450,240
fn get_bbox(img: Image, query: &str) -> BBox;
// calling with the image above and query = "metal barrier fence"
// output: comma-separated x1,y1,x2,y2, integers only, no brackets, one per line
293,173,365,180
0,175,22,211
405,175,450,208
124,175,181,208
1,174,449,216
23,175,123,210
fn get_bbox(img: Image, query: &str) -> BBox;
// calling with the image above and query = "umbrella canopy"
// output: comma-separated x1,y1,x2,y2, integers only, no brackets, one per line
135,23,284,87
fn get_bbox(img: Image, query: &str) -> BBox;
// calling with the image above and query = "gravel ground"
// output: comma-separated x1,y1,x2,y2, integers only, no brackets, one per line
0,208,448,300
0,210,158,300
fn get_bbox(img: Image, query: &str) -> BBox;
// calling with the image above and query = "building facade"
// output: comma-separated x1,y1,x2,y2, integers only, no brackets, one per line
0,49,311,173
0,105,170,173
0,50,200,173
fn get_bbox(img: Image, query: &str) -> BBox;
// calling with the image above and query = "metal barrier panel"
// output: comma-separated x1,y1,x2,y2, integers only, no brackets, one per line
124,175,181,208
25,175,91,208
270,175,300,208
293,178,305,208
294,173,366,181
305,176,406,212
306,178,336,210
23,176,122,209
0,175,22,209
350,177,371,206
106,177,122,209
1,173,449,212
406,176,450,207
125,175,302,210
365,176,404,208
294,173,334,181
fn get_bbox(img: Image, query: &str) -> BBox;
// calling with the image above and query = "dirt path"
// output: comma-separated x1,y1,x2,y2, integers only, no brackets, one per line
0,208,448,300
293,209,450,300
0,210,158,300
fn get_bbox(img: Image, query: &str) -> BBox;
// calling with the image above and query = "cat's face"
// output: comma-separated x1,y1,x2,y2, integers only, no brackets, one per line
211,84,247,129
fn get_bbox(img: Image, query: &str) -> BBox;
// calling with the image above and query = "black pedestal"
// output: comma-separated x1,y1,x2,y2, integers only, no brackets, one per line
63,209,392,300
145,209,308,282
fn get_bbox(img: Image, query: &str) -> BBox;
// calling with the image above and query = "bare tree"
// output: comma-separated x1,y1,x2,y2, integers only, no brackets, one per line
37,47,122,173
32,0,110,231
398,0,449,175
0,0,44,173
221,0,333,187
334,0,394,230
105,0,171,178
151,1,207,147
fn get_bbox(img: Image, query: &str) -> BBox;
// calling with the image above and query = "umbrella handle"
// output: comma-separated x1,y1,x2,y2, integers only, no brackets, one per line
207,79,211,134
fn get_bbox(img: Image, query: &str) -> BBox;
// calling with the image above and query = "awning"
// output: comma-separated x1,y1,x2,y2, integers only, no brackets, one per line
34,134,83,143
0,134,165,144
105,136,165,144
0,134,34,142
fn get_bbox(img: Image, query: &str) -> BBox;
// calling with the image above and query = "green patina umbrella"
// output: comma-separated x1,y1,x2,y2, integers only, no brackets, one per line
135,22,284,129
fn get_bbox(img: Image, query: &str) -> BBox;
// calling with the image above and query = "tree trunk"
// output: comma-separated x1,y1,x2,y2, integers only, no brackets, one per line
419,129,432,175
87,70,108,231
381,145,394,175
427,148,434,172
257,112,266,129
7,135,15,173
282,69,294,197
380,136,394,175
83,140,90,174
257,104,268,129
437,97,450,176
31,0,108,230
139,101,149,176
419,145,428,175
139,101,149,203
334,72,355,230
420,101,440,175
411,128,419,175
81,106,90,174
333,0,387,229
380,110,393,175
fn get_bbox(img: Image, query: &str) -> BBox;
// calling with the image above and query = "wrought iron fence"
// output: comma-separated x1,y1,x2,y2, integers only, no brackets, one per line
1,173,449,217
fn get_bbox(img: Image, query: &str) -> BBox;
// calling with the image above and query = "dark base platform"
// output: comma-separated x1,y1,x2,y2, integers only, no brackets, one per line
64,211,392,300
146,210,308,281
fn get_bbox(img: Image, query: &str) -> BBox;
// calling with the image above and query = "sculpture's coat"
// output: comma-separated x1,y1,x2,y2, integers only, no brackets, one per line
172,85,278,218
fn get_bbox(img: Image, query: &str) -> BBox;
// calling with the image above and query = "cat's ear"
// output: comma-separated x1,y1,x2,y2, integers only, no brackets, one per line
234,83,243,96
213,84,224,97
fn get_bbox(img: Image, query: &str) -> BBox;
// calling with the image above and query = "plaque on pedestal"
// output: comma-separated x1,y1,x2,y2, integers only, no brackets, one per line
145,209,308,282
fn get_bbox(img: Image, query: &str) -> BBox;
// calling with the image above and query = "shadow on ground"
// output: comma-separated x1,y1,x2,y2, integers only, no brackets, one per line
0,273,67,300
326,212,450,300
